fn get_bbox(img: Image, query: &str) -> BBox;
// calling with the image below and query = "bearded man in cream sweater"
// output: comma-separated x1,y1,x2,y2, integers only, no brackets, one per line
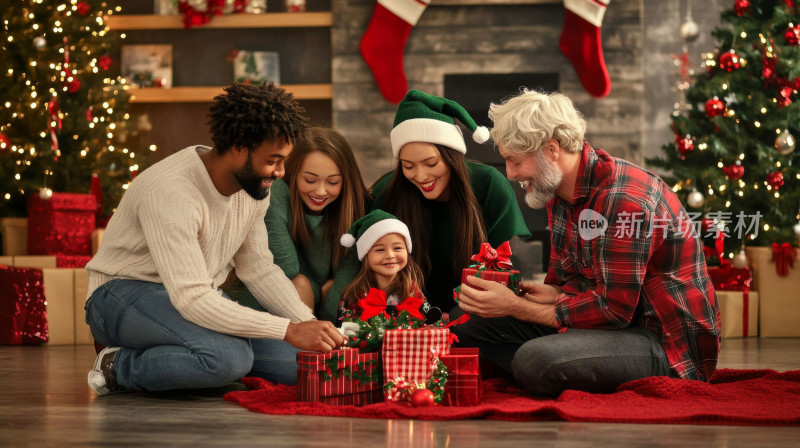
85,83,344,396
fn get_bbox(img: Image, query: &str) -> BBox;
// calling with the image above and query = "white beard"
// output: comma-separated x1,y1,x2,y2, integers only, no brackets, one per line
522,154,563,209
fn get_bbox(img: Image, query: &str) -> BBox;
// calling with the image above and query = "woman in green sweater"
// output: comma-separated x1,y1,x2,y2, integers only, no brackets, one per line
371,90,531,312
227,127,369,322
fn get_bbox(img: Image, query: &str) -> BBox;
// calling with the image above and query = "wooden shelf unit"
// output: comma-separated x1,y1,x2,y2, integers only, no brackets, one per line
105,12,333,30
127,85,332,103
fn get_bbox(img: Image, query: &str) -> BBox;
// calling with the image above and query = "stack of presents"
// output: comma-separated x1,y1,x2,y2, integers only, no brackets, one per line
699,224,800,339
297,242,521,407
1,192,103,345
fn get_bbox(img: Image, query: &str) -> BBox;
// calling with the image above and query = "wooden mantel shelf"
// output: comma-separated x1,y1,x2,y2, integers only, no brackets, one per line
127,85,332,103
106,12,332,30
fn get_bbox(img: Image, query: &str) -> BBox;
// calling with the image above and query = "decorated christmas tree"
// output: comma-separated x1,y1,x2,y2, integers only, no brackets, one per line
647,0,800,259
0,0,150,219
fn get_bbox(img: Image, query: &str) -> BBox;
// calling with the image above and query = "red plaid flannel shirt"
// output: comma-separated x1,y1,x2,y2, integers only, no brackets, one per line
545,144,721,381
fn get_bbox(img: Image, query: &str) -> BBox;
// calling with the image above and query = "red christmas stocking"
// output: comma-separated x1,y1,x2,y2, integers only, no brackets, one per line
559,0,611,97
360,0,431,104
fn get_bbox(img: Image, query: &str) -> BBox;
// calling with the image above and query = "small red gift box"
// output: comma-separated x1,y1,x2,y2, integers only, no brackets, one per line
27,193,96,256
297,348,382,405
0,265,49,344
382,328,450,391
440,347,482,406
460,267,521,294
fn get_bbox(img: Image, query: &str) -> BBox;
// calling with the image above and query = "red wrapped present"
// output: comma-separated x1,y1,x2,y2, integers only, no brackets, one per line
708,264,756,338
27,192,96,256
382,328,450,392
455,242,522,300
0,265,49,344
440,347,481,406
297,348,382,405
55,254,92,268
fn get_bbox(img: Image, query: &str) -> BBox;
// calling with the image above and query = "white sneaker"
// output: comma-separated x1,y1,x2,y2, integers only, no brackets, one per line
87,347,125,396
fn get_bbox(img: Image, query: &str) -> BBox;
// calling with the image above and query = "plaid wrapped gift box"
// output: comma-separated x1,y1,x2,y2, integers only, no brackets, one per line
296,348,382,405
440,347,481,406
382,328,451,393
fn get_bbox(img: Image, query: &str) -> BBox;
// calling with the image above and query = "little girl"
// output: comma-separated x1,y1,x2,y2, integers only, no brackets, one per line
339,209,432,321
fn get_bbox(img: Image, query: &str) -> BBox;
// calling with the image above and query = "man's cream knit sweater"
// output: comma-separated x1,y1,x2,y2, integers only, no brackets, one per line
85,146,315,340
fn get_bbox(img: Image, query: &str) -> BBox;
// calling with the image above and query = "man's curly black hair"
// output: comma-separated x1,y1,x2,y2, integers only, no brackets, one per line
207,83,309,154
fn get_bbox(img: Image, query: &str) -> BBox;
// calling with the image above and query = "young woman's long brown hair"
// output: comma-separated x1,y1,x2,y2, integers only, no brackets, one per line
341,245,426,310
285,127,369,267
382,144,487,279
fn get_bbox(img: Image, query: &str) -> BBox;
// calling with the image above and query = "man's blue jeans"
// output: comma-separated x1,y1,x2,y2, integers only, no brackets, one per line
85,279,301,392
450,314,676,397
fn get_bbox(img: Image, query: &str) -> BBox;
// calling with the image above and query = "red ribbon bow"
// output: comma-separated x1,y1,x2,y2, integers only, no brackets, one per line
357,288,424,321
771,242,798,277
470,241,513,270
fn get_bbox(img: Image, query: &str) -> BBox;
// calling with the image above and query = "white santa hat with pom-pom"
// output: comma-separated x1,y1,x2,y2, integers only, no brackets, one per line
389,89,490,157
340,209,412,261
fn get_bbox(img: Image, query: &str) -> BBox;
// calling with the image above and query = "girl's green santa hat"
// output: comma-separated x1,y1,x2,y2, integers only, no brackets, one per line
340,209,412,261
390,89,491,157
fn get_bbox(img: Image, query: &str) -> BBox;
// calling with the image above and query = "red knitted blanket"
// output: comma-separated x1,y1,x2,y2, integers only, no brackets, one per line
223,369,800,425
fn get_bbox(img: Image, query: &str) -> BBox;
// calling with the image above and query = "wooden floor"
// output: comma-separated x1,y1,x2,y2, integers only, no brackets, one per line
1,339,799,447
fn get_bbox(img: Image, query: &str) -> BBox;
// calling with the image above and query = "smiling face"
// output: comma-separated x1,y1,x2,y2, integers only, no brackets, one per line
295,151,343,213
398,142,452,201
233,139,292,200
367,233,409,289
499,144,563,209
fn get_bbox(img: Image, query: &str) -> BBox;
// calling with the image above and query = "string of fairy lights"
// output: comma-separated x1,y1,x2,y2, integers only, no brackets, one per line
1,0,156,208
667,2,800,255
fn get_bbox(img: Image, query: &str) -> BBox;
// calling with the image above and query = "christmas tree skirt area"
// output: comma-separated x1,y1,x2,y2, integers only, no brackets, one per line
225,369,800,425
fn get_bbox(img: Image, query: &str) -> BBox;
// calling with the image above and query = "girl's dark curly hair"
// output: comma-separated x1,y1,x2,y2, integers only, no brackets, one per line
207,82,309,154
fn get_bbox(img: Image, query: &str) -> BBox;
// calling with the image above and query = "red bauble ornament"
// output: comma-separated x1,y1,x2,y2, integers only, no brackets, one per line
676,135,694,157
785,25,800,46
410,388,435,407
76,1,90,16
767,171,785,190
98,55,112,70
734,0,750,15
722,163,745,180
705,97,726,118
0,133,9,150
67,79,81,93
719,50,741,72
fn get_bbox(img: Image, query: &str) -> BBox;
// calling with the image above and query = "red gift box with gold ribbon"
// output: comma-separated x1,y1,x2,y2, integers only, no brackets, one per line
708,264,757,338
296,348,382,405
27,193,96,256
440,347,482,406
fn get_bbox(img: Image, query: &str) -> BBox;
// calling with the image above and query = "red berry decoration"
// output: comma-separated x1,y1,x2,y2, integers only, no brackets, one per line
98,55,112,70
767,171,784,190
719,50,741,72
722,163,745,180
410,388,435,407
734,0,750,16
778,86,794,108
705,97,726,118
67,79,81,93
676,135,694,158
785,25,800,46
76,1,90,16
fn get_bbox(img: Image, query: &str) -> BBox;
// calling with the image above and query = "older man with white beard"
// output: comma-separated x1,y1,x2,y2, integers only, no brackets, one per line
451,90,721,397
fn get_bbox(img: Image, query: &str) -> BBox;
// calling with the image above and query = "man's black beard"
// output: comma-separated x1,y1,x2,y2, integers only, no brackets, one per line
234,153,273,200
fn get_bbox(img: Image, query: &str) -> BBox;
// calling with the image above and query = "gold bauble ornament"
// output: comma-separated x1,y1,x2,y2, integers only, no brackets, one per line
775,130,796,155
39,187,53,200
732,249,749,269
